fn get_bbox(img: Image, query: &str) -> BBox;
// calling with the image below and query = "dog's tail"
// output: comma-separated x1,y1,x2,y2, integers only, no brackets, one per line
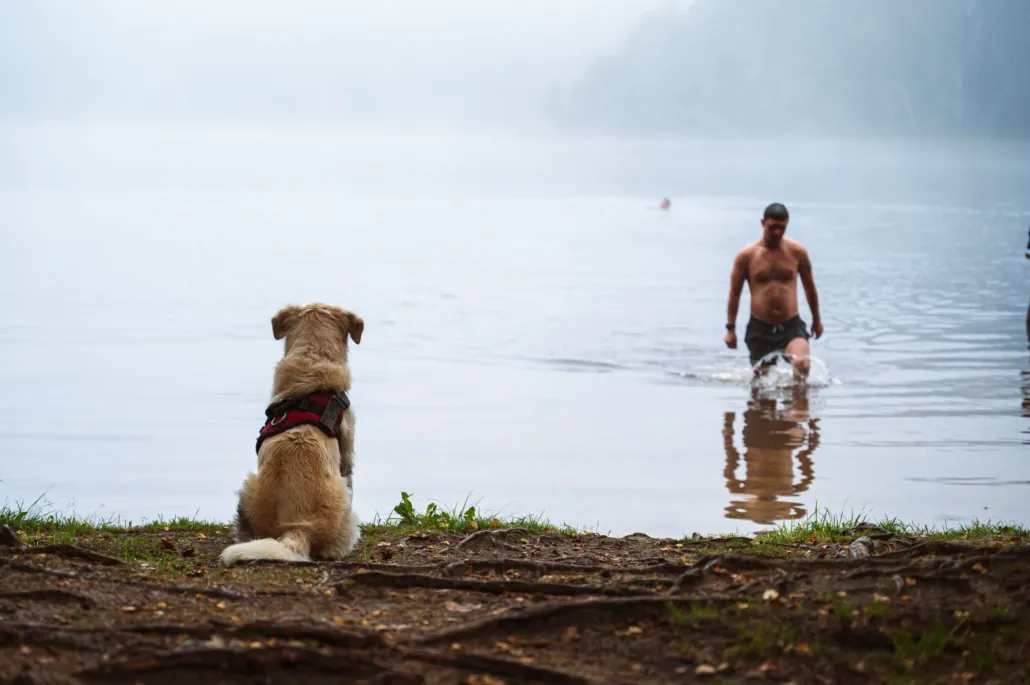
219,528,311,566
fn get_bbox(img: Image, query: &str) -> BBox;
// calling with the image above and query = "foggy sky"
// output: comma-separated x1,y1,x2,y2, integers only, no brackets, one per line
0,0,680,129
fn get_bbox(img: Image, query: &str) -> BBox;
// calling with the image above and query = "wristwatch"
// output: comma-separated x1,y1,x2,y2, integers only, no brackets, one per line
725,323,735,331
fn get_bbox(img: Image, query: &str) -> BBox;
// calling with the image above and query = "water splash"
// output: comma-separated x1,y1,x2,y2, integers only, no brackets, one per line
669,352,839,389
750,352,837,392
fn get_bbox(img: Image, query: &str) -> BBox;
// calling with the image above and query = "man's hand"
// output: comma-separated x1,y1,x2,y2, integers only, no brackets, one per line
724,330,738,349
811,321,824,339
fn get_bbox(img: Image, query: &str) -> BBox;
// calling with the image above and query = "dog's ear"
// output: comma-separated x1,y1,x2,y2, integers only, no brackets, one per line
333,308,364,345
271,305,302,340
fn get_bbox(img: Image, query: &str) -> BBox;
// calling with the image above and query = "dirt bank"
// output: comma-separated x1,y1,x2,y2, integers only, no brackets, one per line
1,522,1028,684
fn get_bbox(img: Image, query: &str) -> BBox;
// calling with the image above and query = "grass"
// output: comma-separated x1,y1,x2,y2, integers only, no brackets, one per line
2,493,1027,549
0,490,582,549
757,503,1029,546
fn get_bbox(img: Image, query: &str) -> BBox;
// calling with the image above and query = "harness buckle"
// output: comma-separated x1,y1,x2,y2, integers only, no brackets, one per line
270,413,287,427
319,391,350,431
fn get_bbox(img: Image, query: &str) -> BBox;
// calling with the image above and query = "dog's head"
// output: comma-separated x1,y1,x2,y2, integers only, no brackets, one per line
270,303,364,360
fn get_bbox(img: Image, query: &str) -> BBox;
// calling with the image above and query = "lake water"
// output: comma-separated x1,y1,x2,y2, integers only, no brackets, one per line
1,125,1028,538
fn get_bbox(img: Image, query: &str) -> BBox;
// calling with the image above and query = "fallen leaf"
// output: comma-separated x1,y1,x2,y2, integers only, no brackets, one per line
971,562,987,575
248,641,264,649
794,642,811,655
445,600,482,613
215,601,227,609
626,625,643,635
905,577,917,586
872,593,892,604
155,601,168,609
451,643,463,651
332,616,345,625
197,532,207,540
469,520,479,530
490,519,500,528
695,664,717,675
120,606,137,613
561,626,580,643
466,675,506,685
762,588,780,601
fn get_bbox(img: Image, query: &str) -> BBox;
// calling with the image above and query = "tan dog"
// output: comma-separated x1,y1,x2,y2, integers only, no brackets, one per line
220,303,363,565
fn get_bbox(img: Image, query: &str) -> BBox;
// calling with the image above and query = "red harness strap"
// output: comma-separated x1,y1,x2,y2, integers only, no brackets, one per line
255,390,350,454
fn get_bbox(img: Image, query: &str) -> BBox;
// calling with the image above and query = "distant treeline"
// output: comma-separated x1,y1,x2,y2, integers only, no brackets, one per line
553,0,1030,138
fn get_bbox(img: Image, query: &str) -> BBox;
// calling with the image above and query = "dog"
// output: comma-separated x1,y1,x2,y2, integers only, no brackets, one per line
219,303,364,566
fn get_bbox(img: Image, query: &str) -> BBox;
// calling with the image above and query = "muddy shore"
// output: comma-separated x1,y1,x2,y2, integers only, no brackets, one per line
1,520,1028,684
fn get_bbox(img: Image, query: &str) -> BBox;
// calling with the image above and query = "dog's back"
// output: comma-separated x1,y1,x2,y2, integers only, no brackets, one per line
220,303,363,566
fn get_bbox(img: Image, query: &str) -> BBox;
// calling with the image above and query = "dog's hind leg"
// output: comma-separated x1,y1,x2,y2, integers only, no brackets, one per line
337,411,356,492
318,480,361,559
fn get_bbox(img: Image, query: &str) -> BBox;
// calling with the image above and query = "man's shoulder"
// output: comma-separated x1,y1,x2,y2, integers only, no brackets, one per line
784,237,809,256
736,242,761,259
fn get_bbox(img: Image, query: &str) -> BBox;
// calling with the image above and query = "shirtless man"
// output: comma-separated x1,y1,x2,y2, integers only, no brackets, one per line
723,202,823,378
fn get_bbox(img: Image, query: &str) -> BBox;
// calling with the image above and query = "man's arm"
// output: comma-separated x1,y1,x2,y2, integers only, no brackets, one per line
797,246,822,337
726,249,749,327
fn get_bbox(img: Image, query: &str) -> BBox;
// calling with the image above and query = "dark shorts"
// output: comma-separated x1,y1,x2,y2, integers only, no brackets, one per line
744,315,810,366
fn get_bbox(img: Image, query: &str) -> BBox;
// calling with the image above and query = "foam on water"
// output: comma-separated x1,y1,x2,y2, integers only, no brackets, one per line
668,352,838,390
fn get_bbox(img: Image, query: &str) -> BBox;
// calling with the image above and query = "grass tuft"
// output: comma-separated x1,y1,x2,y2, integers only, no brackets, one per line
759,504,1029,545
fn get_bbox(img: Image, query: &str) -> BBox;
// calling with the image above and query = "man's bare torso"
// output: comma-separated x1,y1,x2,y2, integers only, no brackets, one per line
741,238,806,324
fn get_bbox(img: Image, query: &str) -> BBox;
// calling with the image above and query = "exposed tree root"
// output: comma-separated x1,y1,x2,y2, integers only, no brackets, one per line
0,589,96,608
0,624,107,652
339,570,645,597
0,619,385,653
876,540,1014,559
119,580,247,600
441,557,685,578
75,646,396,682
0,525,25,548
0,558,81,579
457,528,534,548
242,558,444,574
1,544,125,566
406,595,734,645
120,619,386,649
403,647,589,684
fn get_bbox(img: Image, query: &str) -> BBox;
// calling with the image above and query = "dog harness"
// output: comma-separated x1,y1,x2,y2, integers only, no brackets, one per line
255,390,350,454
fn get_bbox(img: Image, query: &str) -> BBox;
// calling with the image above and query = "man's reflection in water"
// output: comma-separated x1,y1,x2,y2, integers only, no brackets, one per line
723,386,819,525
1022,321,1029,443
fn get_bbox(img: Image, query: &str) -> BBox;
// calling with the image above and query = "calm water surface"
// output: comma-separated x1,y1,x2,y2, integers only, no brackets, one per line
1,127,1028,537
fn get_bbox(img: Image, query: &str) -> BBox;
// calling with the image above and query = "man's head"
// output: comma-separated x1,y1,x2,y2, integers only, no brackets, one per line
761,202,789,247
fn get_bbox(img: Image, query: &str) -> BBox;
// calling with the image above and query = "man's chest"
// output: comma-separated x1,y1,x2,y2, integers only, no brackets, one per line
749,254,799,285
